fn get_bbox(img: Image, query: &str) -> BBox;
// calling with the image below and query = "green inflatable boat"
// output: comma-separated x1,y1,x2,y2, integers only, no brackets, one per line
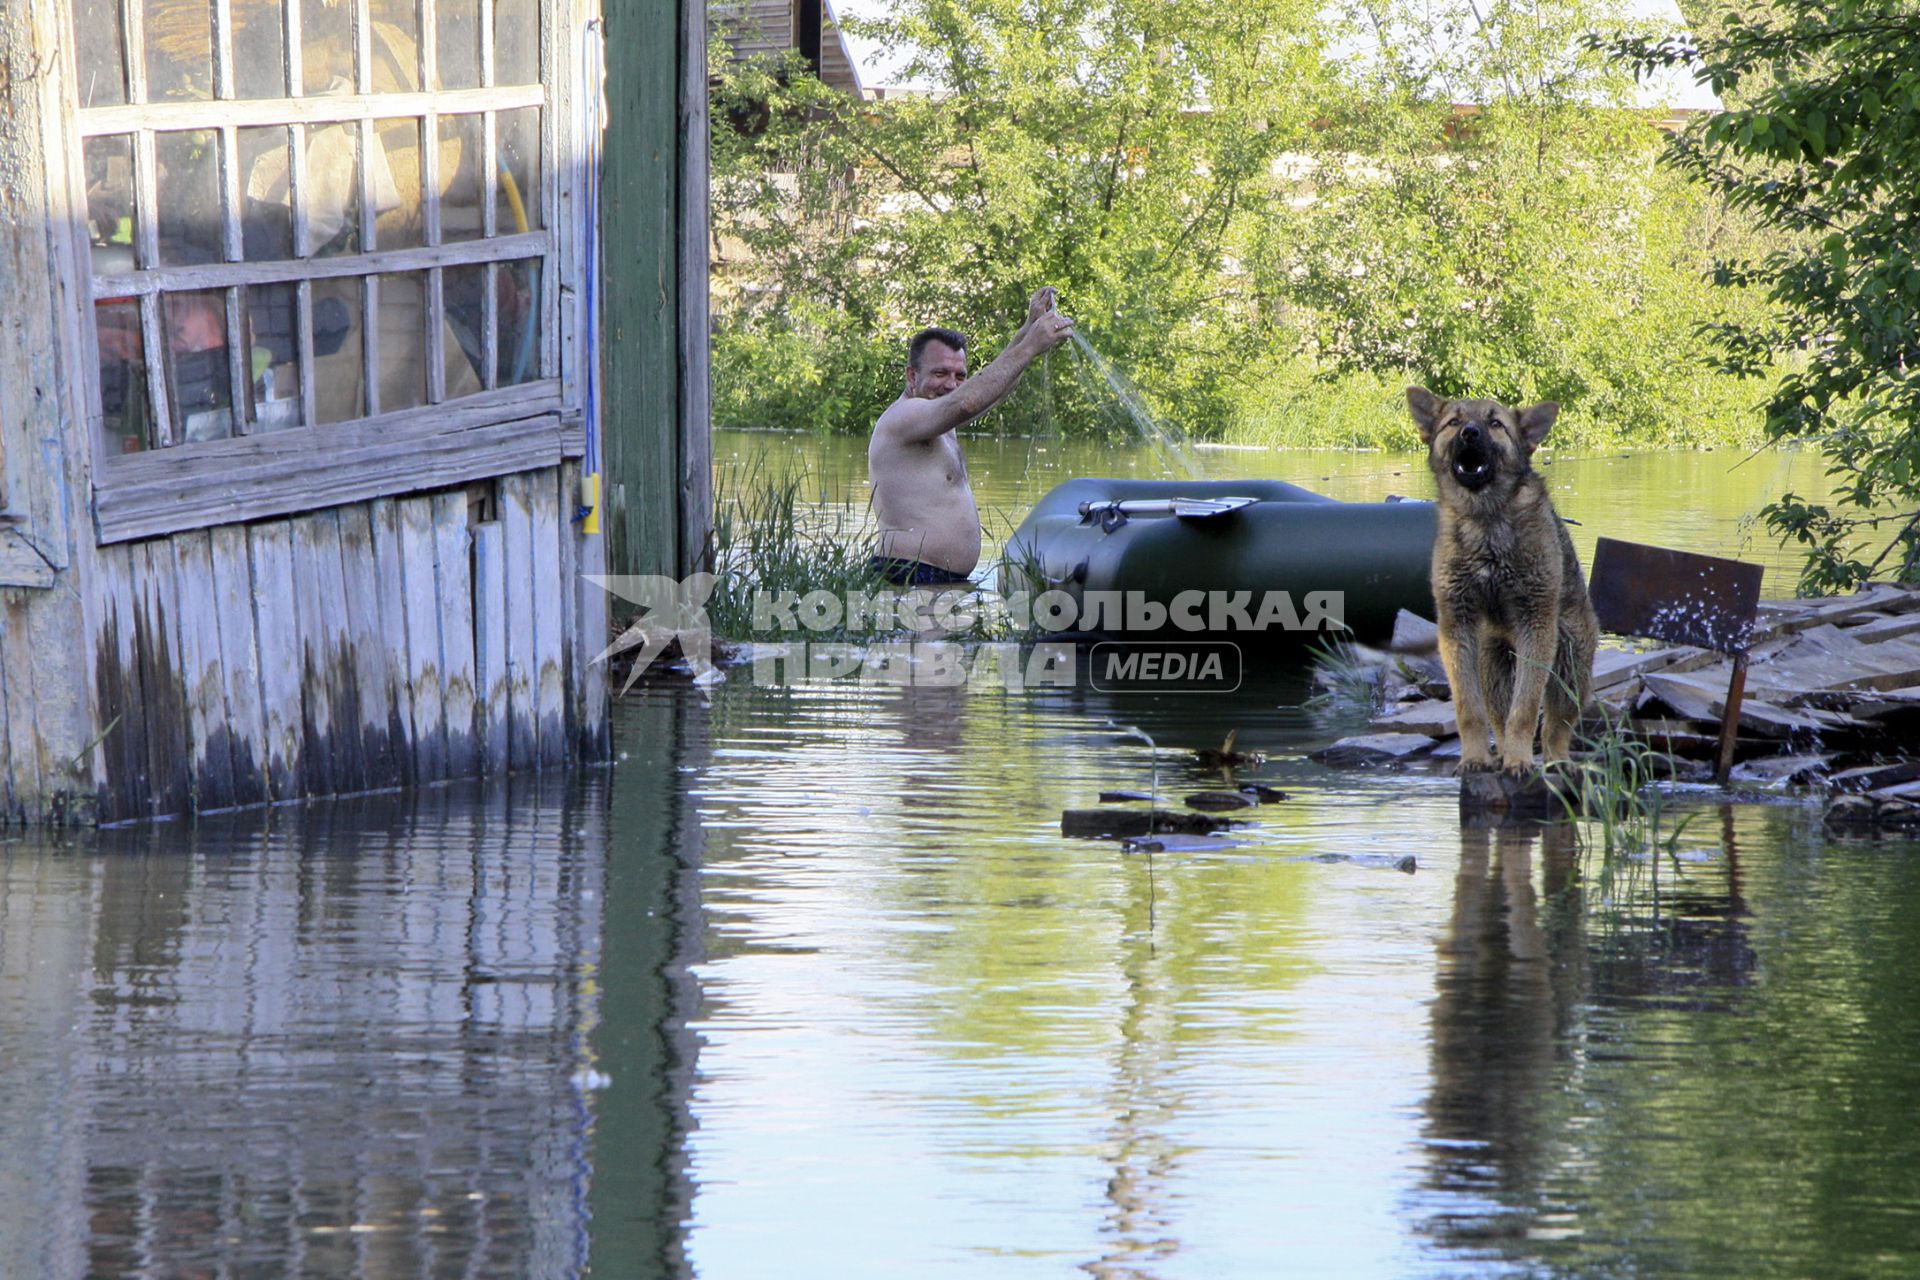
1000,478,1437,647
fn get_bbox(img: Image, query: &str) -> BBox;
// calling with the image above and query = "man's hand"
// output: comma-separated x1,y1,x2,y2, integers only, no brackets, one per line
1022,305,1076,355
1025,286,1059,327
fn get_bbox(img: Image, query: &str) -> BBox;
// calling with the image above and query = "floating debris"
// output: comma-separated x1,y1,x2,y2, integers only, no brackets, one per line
1061,808,1237,839
1294,852,1418,874
1185,790,1258,811
1238,784,1290,803
1098,789,1161,804
1194,729,1265,769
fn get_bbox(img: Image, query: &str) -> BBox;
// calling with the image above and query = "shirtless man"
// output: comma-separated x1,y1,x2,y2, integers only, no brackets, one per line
868,288,1076,585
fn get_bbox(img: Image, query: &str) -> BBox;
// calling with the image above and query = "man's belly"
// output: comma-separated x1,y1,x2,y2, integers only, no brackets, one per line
875,493,982,575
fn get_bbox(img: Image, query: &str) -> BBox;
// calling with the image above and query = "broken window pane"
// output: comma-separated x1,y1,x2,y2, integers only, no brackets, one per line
300,124,362,257
377,271,429,411
238,127,295,261
163,290,235,443
496,258,541,386
494,0,538,85
232,0,288,99
437,0,481,89
83,135,139,277
439,114,485,242
495,108,541,233
72,0,128,108
368,0,422,90
144,0,214,101
155,129,225,266
96,299,150,454
245,283,302,430
302,0,356,94
443,263,487,395
373,117,426,250
310,275,365,423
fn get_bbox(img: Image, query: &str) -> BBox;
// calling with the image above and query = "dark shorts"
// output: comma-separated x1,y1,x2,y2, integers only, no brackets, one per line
868,555,975,587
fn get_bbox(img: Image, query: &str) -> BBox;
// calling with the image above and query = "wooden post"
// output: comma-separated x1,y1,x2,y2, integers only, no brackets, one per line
1715,649,1750,785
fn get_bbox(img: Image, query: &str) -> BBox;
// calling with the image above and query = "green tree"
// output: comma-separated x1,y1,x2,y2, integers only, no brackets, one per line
1243,0,1773,448
1613,1,1920,591
709,0,1335,438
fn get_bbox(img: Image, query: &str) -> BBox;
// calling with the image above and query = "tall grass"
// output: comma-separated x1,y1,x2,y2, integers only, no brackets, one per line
1557,707,1698,861
704,463,1010,644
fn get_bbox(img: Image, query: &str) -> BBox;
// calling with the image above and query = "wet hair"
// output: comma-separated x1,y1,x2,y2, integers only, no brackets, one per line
907,327,969,370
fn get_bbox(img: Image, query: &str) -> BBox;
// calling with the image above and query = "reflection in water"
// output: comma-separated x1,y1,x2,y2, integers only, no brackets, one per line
0,780,611,1276
1422,819,1584,1256
7,678,1920,1277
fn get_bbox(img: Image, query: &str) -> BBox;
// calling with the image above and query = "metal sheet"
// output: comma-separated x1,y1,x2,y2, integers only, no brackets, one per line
1589,536,1764,655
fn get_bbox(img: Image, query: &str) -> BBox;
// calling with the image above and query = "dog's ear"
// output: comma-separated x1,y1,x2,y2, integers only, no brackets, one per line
1407,387,1445,443
1516,402,1559,452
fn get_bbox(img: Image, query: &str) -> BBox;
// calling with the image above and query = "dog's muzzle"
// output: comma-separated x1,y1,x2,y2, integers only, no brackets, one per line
1449,424,1495,490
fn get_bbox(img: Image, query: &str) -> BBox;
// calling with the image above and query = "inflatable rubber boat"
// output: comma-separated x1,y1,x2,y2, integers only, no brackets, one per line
1000,478,1436,647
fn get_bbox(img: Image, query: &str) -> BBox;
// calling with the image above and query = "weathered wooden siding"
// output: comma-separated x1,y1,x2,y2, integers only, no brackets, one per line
87,467,609,824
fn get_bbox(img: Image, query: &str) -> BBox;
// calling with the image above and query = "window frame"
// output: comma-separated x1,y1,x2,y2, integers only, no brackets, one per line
54,0,586,545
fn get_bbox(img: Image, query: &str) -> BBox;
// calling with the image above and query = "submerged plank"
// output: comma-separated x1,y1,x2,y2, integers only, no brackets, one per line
209,524,268,807
397,495,448,783
530,468,566,767
369,499,416,788
0,592,37,822
499,472,537,770
472,521,511,773
91,544,150,820
434,492,479,780
337,504,401,790
248,519,304,801
171,530,237,810
136,541,192,817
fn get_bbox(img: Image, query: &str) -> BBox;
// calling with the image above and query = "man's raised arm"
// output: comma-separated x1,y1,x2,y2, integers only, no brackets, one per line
882,293,1075,444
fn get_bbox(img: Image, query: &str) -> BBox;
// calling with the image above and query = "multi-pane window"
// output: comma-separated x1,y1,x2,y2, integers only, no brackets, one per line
75,0,552,455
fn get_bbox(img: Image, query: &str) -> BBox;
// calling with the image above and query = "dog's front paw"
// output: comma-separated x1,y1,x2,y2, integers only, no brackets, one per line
1459,759,1497,776
1501,759,1538,778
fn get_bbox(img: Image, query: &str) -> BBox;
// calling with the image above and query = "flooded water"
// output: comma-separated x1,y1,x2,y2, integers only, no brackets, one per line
716,429,1835,595
4,433,1917,1277
5,681,1919,1278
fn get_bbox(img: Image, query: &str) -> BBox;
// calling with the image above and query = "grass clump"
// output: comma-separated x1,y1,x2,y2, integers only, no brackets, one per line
1557,709,1698,861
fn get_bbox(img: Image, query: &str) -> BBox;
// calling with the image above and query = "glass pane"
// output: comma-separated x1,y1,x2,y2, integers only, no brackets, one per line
154,129,224,266
494,0,538,85
368,0,422,91
72,0,128,108
245,283,302,430
496,258,541,387
82,135,138,276
163,290,234,443
310,276,365,423
302,0,355,94
439,114,484,242
376,272,429,411
443,264,486,396
437,0,480,89
303,124,361,257
237,127,295,260
95,300,150,454
496,108,541,234
144,0,214,101
372,117,425,250
232,0,288,99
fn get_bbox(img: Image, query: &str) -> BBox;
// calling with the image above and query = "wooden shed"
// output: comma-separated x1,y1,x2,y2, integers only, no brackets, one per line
0,0,710,824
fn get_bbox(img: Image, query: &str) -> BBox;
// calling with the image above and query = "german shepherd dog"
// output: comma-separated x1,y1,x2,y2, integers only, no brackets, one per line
1408,387,1599,775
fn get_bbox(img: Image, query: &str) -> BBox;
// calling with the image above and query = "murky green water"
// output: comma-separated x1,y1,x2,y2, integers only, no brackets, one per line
4,436,1917,1278
6,685,1918,1278
715,429,1836,595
